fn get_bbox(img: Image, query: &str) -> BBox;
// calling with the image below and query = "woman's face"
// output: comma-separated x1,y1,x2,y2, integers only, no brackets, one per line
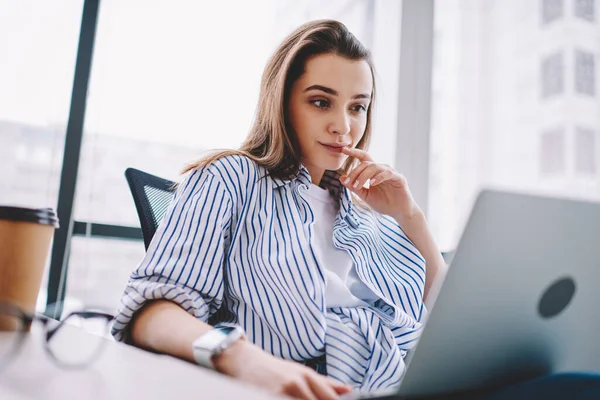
288,53,373,184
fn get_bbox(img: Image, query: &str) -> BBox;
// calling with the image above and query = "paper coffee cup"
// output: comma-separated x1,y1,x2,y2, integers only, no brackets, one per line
0,206,59,315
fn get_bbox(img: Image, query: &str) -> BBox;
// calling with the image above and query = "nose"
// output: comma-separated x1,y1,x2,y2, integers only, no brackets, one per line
328,109,351,136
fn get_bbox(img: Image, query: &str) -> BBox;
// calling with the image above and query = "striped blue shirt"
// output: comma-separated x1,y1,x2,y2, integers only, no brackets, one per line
112,155,427,392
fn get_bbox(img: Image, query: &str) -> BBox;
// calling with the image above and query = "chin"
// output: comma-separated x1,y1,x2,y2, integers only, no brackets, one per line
303,151,347,174
322,160,345,172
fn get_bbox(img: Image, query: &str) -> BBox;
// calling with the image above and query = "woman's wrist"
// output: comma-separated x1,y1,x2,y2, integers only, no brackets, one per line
392,204,425,230
212,337,250,376
392,207,447,303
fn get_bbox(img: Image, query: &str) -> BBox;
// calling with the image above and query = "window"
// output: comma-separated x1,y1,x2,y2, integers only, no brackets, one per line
67,237,145,311
540,128,566,175
541,51,565,97
0,1,83,209
575,50,596,96
575,127,597,174
0,1,83,310
429,1,600,251
542,0,564,24
575,0,595,22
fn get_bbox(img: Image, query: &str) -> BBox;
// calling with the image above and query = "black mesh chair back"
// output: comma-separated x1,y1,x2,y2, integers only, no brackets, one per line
125,168,176,250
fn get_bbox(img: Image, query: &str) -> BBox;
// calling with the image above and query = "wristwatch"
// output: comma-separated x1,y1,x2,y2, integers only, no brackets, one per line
192,323,246,369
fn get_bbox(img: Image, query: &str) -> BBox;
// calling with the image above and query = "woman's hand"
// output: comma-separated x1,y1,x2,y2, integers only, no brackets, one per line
340,147,448,303
340,146,421,223
214,340,351,400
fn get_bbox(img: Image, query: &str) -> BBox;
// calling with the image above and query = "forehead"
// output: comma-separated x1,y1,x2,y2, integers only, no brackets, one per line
298,53,373,96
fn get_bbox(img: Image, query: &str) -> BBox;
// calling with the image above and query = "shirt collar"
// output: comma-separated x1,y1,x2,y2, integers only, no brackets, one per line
269,164,312,188
268,166,357,225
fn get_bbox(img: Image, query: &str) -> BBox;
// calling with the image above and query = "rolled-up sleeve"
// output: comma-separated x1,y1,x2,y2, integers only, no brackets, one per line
112,167,233,342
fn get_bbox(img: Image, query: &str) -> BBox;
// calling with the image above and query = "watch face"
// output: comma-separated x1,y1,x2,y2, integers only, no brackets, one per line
217,327,236,335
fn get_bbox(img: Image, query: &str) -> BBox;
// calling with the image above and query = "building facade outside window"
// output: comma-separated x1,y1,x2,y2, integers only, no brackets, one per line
430,0,600,251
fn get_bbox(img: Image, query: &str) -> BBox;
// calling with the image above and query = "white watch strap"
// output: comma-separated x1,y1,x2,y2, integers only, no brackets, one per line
192,325,245,369
193,342,215,369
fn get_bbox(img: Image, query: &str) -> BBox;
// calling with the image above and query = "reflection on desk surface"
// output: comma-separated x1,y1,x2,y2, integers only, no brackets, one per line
0,324,282,400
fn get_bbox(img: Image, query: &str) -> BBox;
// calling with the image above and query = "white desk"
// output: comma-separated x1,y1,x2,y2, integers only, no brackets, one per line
0,325,282,400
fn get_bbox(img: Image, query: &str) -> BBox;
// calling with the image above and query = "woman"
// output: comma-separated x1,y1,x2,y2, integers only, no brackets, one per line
113,20,600,400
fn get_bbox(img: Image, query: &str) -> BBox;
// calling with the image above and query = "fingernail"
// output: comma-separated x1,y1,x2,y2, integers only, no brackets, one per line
353,181,359,188
370,178,377,185
343,177,350,185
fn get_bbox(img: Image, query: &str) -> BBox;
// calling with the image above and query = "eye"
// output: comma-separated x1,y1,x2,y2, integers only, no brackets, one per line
311,99,330,109
351,104,367,113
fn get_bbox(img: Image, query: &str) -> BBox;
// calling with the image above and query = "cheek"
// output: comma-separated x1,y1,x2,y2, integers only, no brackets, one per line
292,111,315,152
295,108,322,139
350,118,368,144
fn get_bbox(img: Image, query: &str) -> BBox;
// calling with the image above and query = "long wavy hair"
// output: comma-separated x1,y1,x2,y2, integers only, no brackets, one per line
182,19,376,180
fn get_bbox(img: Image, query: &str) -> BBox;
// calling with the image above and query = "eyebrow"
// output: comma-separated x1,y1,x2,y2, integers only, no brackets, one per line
304,84,371,100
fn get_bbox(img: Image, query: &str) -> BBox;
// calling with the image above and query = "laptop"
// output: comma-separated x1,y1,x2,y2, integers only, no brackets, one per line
343,189,600,399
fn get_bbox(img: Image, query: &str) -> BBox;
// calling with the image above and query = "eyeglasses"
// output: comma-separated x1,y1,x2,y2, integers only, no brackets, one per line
0,302,114,371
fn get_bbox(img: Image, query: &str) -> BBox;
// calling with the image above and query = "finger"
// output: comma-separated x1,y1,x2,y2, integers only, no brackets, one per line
351,163,387,190
306,374,339,400
329,379,352,395
345,181,369,201
341,146,373,162
369,169,394,186
341,161,373,187
285,379,318,400
324,376,352,395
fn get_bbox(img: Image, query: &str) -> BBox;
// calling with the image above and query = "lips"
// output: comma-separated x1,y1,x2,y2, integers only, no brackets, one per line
320,142,349,153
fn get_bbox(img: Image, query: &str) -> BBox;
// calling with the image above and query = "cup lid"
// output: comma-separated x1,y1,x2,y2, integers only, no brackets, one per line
0,206,60,228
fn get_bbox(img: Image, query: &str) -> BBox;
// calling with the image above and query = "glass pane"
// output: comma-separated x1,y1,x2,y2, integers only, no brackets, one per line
67,0,403,309
66,236,145,312
540,128,566,175
0,0,83,209
575,0,595,22
575,50,596,96
575,127,597,175
542,0,563,25
0,1,83,313
429,0,600,251
541,51,564,98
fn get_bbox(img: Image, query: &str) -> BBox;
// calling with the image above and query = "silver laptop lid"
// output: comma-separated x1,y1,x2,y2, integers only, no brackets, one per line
398,189,600,398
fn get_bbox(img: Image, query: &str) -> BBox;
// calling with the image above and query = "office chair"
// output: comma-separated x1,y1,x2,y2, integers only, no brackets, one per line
124,167,225,325
124,168,176,250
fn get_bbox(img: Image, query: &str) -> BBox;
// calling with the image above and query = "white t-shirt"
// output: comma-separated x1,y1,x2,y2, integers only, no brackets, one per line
302,184,380,309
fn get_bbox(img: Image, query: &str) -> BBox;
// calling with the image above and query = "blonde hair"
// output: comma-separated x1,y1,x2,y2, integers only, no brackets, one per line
182,19,376,179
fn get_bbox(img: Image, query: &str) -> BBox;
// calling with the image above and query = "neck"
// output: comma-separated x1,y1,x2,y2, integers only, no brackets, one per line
303,163,324,186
